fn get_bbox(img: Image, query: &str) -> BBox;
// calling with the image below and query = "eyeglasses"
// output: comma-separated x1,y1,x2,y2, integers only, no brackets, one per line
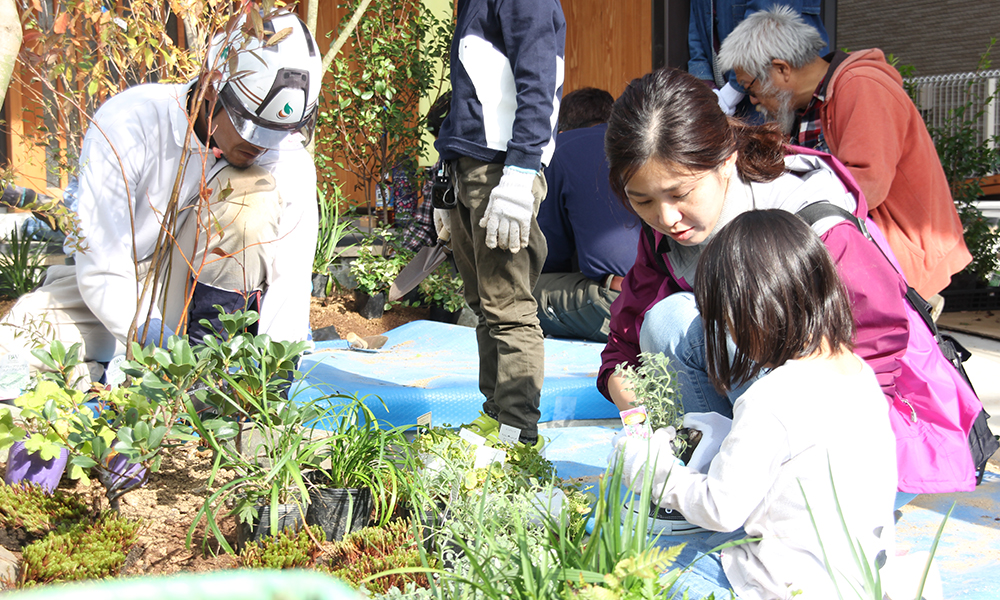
744,76,759,99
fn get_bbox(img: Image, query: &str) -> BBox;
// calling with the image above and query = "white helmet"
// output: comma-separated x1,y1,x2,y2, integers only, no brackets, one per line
207,12,322,149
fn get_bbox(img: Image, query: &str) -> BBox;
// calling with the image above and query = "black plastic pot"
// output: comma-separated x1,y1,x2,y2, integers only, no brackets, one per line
306,487,372,542
354,290,386,320
311,273,330,298
236,502,309,550
428,304,461,324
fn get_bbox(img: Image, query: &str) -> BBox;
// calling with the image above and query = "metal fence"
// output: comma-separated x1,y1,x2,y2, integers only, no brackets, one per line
907,69,1000,149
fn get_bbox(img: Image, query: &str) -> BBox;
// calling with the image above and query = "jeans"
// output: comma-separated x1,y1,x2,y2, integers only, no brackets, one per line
638,292,759,418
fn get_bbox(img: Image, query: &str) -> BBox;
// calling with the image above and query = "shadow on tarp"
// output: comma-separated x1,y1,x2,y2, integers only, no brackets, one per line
291,320,619,430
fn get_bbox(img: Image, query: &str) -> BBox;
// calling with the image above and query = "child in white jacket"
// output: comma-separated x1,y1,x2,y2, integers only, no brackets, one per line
614,209,898,599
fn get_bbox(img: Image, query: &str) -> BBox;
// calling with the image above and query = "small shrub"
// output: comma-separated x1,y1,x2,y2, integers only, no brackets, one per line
239,524,325,569
18,511,142,587
418,263,465,312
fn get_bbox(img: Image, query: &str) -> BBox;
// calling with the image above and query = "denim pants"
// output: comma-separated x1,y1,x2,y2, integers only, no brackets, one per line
638,292,758,418
448,157,548,442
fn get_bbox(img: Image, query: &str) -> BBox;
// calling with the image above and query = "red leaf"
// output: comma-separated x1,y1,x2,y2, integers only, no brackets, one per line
53,12,69,34
30,0,41,11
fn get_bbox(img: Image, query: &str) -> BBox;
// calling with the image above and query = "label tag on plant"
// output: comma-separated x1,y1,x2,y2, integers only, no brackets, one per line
417,411,432,429
473,444,506,468
497,424,521,446
0,352,30,399
104,355,128,389
620,406,651,439
459,428,487,447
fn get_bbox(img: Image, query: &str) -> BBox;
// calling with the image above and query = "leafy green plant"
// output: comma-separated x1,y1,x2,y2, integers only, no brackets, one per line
613,351,693,461
239,523,325,569
17,511,142,587
0,227,48,299
178,308,332,553
419,263,465,313
349,228,415,297
0,378,86,465
0,483,90,536
315,0,452,227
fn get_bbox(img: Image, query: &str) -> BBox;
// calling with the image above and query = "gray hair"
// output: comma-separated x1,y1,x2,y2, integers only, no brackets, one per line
717,6,827,83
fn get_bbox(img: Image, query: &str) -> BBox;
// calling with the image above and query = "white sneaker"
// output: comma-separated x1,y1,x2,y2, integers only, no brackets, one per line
621,500,707,535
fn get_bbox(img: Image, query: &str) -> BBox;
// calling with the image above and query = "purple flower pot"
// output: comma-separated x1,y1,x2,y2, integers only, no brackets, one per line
3,441,69,494
99,453,148,495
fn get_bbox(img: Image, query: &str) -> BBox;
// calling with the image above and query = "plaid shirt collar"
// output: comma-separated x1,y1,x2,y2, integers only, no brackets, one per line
794,51,850,152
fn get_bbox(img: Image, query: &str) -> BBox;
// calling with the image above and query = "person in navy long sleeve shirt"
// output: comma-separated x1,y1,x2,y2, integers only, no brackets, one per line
534,87,640,343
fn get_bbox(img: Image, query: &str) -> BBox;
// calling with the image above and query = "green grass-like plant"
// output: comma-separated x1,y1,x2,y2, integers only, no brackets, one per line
0,227,48,300
18,511,142,587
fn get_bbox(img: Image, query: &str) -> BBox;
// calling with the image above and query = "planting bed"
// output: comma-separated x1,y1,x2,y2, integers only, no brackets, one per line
0,293,430,583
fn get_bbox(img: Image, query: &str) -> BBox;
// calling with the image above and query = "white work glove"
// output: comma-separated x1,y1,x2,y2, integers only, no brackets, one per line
681,412,733,474
480,165,537,253
608,427,682,495
714,82,745,116
433,207,452,242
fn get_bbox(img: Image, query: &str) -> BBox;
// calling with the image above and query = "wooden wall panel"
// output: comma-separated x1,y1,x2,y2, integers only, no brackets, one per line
561,0,652,99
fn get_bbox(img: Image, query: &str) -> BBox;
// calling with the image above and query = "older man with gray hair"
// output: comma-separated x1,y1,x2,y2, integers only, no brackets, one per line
718,6,970,301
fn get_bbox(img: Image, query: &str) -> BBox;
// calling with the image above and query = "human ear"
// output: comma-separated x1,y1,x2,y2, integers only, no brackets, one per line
771,59,793,82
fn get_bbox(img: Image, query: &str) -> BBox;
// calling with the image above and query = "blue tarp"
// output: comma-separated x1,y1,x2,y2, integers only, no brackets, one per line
292,320,619,429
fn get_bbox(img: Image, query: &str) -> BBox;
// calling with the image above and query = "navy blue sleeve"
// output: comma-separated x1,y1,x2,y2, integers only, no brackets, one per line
497,0,565,171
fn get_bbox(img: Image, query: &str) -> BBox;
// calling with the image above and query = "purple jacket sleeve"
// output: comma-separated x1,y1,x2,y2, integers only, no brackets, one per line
822,222,908,400
598,231,684,400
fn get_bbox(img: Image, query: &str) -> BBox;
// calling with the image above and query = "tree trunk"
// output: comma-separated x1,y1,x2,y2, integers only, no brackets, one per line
0,0,23,108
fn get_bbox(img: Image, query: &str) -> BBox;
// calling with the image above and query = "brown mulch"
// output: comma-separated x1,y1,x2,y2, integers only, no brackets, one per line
309,291,431,339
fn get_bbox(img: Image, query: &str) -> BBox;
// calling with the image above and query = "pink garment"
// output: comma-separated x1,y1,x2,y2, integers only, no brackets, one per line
600,147,980,493
799,147,978,493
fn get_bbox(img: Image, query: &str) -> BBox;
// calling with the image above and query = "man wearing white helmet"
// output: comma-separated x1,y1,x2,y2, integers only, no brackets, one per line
0,11,321,391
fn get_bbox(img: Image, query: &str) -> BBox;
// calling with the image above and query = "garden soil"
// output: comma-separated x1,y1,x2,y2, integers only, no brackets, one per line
0,292,430,581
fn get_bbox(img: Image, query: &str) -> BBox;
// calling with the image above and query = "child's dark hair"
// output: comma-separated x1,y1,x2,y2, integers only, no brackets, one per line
694,210,856,393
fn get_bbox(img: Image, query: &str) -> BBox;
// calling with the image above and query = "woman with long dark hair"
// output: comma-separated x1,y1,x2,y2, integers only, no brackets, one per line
600,68,982,534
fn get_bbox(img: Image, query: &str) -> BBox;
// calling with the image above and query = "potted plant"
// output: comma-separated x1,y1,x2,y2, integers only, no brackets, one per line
312,184,357,299
348,228,414,319
180,309,326,552
0,378,81,494
613,351,700,463
419,262,466,324
305,393,412,542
